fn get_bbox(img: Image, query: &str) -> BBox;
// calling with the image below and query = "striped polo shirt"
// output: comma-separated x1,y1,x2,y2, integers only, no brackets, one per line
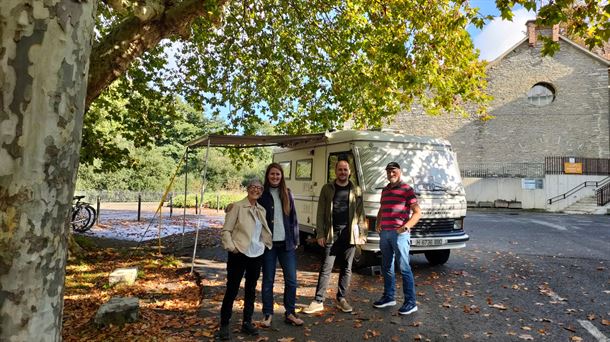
379,180,418,231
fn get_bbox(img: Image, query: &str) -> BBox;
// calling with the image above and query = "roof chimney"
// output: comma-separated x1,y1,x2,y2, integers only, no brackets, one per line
526,19,560,47
552,25,559,42
526,20,537,46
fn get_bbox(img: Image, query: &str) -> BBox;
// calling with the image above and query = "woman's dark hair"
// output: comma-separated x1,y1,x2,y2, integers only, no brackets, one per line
264,163,291,216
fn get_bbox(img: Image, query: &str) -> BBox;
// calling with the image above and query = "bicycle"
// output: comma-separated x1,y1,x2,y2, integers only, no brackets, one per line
71,196,96,233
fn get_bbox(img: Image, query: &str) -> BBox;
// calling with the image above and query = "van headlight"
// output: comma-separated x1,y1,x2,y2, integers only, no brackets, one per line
453,218,464,230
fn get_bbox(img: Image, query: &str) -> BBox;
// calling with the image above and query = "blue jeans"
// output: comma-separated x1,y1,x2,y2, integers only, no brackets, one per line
379,230,416,306
262,242,298,316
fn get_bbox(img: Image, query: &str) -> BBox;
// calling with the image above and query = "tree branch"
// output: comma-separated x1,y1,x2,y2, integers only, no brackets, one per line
86,0,228,109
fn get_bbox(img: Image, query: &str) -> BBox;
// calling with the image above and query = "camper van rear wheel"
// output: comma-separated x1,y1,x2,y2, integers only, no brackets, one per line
299,232,315,251
424,249,450,265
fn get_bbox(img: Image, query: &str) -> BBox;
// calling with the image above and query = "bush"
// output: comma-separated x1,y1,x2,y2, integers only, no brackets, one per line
171,191,243,210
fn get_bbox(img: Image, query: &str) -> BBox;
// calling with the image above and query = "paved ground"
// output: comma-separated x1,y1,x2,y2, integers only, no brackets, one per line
186,210,610,342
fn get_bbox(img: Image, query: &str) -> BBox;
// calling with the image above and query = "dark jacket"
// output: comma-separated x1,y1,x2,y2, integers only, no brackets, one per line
316,180,367,245
258,188,299,251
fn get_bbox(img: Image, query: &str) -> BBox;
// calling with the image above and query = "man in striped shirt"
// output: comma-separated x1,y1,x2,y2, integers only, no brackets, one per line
373,162,422,315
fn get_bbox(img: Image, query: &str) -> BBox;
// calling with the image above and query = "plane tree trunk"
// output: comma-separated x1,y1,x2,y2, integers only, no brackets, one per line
0,0,96,340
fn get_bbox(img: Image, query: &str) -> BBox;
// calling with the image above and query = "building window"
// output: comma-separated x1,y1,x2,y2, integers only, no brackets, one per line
527,83,555,106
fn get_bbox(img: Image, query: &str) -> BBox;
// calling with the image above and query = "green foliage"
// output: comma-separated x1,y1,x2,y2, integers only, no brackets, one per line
84,0,609,186
77,147,176,191
172,0,493,131
495,1,610,57
171,191,243,210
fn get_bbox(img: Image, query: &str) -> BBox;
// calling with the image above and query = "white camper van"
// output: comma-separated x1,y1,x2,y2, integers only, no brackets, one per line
273,130,469,266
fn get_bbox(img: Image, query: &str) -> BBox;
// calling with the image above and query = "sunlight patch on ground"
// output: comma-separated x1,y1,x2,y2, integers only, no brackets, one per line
78,214,225,241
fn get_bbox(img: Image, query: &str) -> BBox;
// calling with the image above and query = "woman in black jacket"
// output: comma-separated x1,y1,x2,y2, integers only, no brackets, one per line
258,163,304,327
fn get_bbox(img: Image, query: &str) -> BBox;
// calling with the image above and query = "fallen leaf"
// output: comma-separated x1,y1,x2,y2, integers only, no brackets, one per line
518,334,534,340
490,303,507,310
602,319,610,326
277,337,295,342
521,326,531,331
571,337,583,342
587,313,596,320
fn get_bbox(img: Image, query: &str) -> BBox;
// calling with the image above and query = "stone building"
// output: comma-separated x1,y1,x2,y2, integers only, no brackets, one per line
393,21,610,169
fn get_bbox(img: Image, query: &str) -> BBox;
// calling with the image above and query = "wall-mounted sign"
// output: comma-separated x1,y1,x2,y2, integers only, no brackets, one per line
564,162,583,174
522,178,543,190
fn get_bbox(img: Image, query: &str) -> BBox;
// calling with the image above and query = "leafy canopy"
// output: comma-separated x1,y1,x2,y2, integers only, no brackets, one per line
85,0,610,167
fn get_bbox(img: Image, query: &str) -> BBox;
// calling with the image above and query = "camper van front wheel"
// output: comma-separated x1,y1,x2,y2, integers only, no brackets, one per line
424,250,450,265
353,247,377,269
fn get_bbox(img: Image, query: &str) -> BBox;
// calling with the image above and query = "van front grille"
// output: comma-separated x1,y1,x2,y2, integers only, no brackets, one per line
412,218,455,233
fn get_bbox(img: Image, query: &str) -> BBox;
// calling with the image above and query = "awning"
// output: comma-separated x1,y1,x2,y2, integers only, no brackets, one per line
186,132,328,149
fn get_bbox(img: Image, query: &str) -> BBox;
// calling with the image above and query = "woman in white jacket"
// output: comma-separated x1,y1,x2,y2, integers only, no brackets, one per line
218,179,272,341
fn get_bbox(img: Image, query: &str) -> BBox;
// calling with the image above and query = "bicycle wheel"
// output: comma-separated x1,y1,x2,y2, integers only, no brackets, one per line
71,206,93,233
83,205,97,230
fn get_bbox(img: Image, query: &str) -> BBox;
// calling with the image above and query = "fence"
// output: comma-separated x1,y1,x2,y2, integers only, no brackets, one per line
545,156,610,175
74,190,166,202
460,162,545,178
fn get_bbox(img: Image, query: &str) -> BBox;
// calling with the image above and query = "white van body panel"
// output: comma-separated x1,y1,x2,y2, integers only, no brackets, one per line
273,130,469,255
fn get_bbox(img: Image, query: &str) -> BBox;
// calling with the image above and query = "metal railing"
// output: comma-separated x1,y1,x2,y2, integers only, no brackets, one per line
460,162,544,178
548,176,610,205
545,156,610,175
596,182,610,206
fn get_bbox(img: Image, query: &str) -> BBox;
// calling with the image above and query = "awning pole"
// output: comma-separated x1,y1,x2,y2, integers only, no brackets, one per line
181,147,189,250
191,139,211,274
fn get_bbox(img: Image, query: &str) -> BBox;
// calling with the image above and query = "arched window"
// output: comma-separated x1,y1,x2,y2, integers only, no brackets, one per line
527,82,555,106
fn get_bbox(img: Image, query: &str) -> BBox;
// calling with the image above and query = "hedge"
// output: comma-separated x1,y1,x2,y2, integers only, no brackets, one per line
171,192,243,210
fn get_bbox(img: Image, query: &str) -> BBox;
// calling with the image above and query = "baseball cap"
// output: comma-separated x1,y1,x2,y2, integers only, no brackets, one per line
385,162,400,170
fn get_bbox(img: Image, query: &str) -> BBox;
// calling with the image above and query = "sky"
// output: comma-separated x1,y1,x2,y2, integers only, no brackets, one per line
468,2,537,61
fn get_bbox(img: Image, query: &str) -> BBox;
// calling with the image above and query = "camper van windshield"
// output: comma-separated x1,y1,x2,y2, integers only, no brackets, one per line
358,146,464,195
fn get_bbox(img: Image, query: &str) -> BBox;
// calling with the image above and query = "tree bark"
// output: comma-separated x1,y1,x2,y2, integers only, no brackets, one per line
0,0,96,340
85,0,228,109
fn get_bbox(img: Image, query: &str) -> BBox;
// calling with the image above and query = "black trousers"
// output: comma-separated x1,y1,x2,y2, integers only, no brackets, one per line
220,252,263,326
313,228,356,302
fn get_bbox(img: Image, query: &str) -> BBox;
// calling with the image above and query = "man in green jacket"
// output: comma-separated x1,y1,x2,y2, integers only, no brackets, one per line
303,158,367,314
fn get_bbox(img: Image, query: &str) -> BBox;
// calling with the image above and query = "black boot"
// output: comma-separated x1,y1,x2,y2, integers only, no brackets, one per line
218,324,231,340
241,321,259,336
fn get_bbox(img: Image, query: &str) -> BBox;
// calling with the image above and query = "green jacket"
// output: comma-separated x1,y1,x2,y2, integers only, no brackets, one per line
316,180,367,245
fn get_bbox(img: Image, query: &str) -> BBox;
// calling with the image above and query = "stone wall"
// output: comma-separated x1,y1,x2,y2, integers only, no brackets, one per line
392,39,610,165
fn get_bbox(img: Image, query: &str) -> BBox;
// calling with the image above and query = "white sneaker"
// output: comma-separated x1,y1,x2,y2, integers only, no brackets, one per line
260,314,272,328
303,300,324,314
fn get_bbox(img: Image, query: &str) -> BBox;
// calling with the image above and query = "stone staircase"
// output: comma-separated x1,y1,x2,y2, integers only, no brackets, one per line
562,196,609,214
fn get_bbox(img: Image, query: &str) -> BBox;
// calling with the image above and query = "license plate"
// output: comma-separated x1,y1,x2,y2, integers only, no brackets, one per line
412,238,444,247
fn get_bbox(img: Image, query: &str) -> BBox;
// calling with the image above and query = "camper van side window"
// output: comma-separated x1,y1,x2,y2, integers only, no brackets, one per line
295,159,313,180
279,161,292,180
